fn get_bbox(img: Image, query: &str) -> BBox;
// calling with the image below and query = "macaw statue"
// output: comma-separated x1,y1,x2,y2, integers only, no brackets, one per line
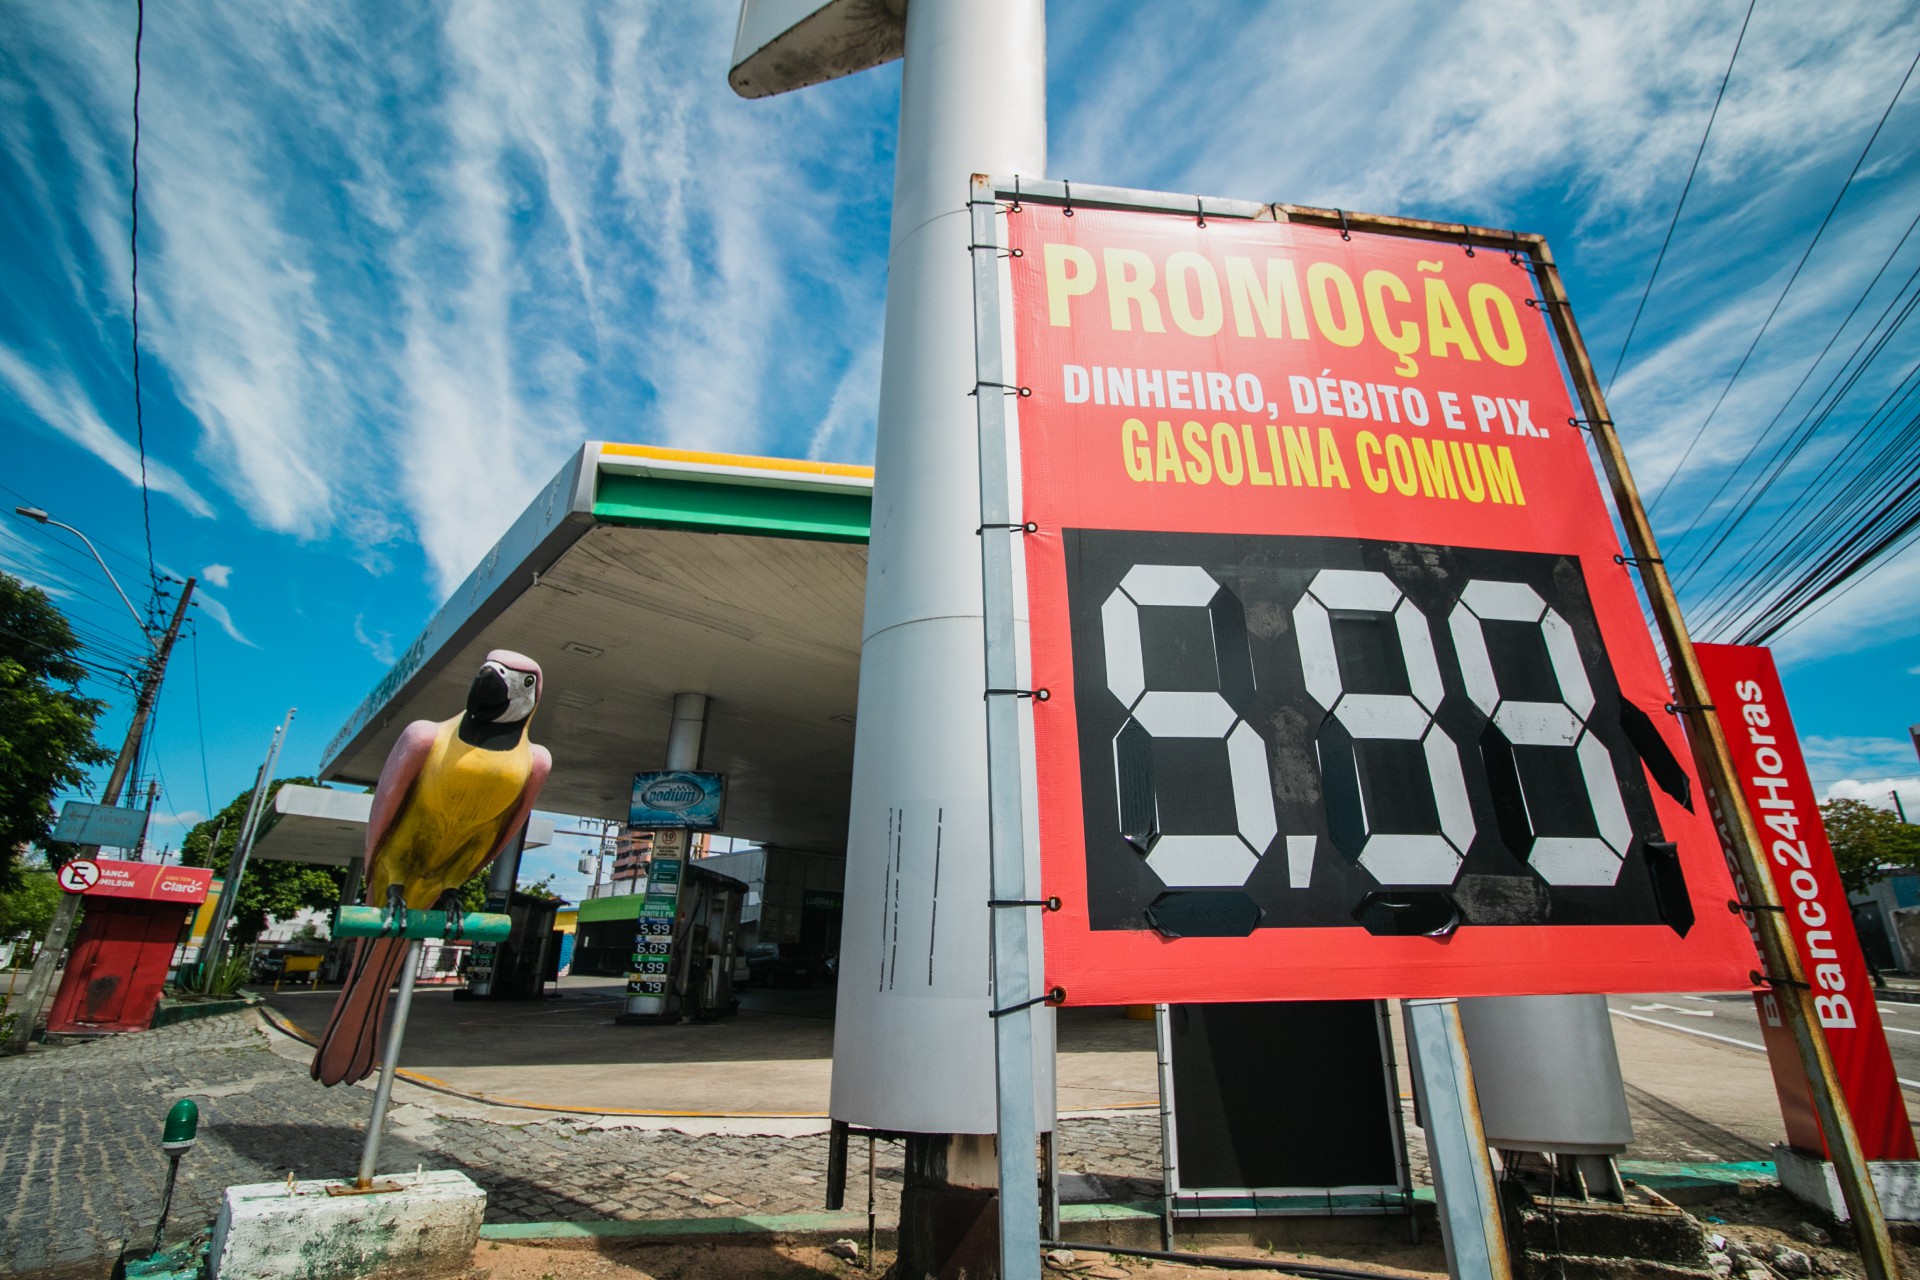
311,650,553,1086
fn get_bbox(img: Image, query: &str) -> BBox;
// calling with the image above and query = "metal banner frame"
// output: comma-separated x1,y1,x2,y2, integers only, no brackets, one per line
968,173,1898,1280
969,176,1045,1280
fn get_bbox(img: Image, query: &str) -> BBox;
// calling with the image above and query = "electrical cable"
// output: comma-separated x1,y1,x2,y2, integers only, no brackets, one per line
1647,42,1920,513
0,554,162,656
1686,362,1920,633
1674,255,1920,595
190,624,213,813
1699,410,1920,641
1763,522,1920,646
1674,282,1920,630
0,621,142,682
129,0,157,609
1662,205,1920,561
0,481,154,573
1605,0,1757,395
1743,484,1920,643
0,545,163,644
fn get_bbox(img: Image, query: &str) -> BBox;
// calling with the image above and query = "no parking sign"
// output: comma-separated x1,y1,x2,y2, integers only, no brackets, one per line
57,859,101,893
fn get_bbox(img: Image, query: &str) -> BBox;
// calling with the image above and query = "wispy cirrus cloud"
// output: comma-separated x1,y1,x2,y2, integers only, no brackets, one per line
5,2,897,597
352,613,396,667
0,345,213,518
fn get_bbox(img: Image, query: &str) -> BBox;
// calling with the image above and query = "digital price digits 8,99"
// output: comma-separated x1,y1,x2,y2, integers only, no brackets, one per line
1065,531,1671,932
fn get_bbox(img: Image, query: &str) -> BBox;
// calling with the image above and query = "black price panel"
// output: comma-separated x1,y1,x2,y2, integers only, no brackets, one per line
1065,530,1675,933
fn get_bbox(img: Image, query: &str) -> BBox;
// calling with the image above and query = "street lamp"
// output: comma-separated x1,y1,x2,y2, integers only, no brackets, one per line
12,505,154,647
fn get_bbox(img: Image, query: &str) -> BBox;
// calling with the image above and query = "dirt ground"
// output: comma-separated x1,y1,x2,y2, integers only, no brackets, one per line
461,1237,1448,1280
458,1185,1920,1280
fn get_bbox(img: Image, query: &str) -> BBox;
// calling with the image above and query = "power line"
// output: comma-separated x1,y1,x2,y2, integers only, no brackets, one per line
1605,0,1757,394
0,481,154,574
1688,365,1920,633
190,623,213,813
1673,255,1920,598
1762,522,1920,647
0,550,162,653
129,0,158,613
1663,205,1920,561
1647,43,1920,512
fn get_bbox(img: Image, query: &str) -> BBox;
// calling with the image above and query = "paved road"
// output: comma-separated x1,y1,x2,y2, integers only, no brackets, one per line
1606,991,1920,1090
0,1010,1160,1277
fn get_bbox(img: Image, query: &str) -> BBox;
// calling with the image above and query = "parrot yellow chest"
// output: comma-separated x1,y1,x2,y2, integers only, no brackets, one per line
371,716,532,906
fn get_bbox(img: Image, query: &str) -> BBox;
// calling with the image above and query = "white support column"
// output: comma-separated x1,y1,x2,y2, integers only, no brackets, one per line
623,692,711,1019
831,0,1049,1138
665,692,708,771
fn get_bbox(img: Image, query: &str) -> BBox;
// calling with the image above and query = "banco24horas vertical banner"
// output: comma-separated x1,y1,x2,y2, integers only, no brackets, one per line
992,191,1754,1005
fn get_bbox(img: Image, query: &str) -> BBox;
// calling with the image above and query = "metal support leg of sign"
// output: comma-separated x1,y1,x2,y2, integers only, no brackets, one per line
1152,1004,1177,1251
1402,998,1510,1280
969,175,1044,1280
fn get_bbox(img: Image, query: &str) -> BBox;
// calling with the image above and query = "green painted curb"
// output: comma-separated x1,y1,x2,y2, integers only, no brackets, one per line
480,1211,877,1241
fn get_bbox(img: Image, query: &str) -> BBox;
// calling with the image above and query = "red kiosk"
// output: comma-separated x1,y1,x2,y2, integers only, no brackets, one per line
48,859,215,1035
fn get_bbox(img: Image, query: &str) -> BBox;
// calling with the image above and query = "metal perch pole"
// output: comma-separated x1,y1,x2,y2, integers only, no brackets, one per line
357,938,424,1189
326,907,509,1191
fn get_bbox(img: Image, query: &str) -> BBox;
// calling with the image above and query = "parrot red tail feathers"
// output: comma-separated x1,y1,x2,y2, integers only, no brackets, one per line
310,937,410,1086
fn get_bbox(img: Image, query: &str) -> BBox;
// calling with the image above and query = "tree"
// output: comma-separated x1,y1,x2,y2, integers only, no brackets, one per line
0,867,62,946
1820,799,1920,896
0,574,114,887
183,778,344,945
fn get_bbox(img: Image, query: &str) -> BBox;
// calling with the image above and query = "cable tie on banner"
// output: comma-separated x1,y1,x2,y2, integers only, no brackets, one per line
1195,195,1207,228
976,522,1039,535
1728,899,1787,915
985,687,1050,701
1061,179,1074,217
1568,415,1611,433
1751,970,1810,991
990,987,1066,1018
1664,701,1715,716
1008,176,1023,214
1336,208,1351,241
989,897,1062,912
967,242,1022,258
970,381,1031,398
1460,226,1475,257
1525,296,1572,310
1612,553,1664,569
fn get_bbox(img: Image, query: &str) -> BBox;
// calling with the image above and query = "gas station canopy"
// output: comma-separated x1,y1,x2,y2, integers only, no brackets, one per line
318,444,872,853
252,784,555,868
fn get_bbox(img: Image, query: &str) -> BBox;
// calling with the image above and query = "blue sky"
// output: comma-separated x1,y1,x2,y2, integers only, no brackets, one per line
3,1,1918,901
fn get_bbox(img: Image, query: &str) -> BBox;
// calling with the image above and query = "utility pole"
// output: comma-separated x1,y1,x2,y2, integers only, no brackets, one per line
201,710,294,980
136,780,161,860
4,578,195,1055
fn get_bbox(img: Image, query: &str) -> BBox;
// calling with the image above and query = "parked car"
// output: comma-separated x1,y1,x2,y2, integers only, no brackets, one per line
744,942,820,988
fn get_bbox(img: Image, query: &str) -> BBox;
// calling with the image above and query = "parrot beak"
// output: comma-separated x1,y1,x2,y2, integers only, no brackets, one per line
467,663,512,721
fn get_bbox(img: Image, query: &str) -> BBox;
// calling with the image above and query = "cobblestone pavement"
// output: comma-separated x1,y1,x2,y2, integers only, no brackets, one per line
0,1012,1165,1275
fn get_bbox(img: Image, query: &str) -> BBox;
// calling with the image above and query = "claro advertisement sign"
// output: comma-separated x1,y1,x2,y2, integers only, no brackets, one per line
988,189,1756,1004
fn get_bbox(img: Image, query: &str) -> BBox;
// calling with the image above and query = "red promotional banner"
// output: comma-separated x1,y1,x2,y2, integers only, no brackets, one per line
1694,643,1915,1160
81,859,214,906
993,191,1755,1004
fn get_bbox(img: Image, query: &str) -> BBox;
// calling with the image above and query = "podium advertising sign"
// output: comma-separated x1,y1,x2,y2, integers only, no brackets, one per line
1695,643,1916,1161
985,185,1755,1005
